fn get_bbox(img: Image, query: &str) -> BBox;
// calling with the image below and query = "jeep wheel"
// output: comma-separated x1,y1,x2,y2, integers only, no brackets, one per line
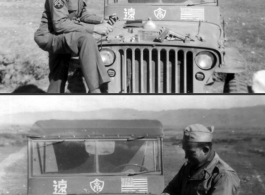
223,74,248,93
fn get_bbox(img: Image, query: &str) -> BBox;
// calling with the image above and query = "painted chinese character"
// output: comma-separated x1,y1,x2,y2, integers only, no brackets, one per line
53,180,67,194
124,8,135,20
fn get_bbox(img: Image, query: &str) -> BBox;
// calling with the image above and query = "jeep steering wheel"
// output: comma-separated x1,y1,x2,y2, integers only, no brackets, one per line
111,164,149,172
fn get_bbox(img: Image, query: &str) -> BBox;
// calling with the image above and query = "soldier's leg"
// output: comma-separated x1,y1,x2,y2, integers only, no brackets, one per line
35,33,72,93
64,32,110,92
67,68,87,93
37,32,110,92
47,53,70,93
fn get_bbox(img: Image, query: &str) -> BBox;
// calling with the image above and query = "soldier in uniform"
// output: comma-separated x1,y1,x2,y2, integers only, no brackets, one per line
162,124,240,195
34,0,114,93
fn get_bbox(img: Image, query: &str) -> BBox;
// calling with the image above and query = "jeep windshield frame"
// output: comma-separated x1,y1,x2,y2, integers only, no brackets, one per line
105,0,218,6
29,138,163,177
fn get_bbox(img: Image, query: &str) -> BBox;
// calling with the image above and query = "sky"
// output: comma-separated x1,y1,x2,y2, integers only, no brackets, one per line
0,95,264,117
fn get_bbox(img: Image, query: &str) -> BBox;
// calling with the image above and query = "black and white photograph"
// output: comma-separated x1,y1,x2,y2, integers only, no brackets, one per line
0,95,264,195
0,0,264,93
1,0,265,195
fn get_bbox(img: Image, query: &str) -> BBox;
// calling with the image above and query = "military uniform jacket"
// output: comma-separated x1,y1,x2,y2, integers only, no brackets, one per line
37,0,102,35
163,153,240,195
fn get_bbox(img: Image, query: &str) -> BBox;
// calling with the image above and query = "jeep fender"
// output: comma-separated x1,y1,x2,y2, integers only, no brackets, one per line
215,47,247,73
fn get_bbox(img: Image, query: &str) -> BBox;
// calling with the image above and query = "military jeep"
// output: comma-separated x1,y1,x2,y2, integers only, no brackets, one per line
91,0,247,93
27,120,164,195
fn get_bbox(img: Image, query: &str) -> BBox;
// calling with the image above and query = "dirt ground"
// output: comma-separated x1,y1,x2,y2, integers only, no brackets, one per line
0,0,264,92
0,146,27,195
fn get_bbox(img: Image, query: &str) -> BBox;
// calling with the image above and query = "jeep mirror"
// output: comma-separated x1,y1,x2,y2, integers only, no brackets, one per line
85,141,115,155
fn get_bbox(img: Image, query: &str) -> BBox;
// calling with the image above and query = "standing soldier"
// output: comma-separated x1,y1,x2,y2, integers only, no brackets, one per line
162,124,240,195
34,0,114,93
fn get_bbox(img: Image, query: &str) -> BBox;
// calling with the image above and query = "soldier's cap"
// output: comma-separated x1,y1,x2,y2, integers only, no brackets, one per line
183,124,214,143
252,70,265,93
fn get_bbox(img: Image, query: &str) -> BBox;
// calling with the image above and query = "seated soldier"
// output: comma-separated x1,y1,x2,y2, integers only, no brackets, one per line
34,0,115,93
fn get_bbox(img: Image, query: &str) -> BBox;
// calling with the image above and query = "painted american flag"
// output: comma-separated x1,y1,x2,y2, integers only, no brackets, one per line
121,178,148,193
180,8,205,21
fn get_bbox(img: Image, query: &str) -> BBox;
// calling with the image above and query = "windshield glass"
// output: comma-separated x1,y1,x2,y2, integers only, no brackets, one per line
31,139,161,176
108,0,216,4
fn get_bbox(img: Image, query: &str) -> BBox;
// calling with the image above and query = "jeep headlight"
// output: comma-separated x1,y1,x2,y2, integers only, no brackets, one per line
100,49,115,67
195,52,215,70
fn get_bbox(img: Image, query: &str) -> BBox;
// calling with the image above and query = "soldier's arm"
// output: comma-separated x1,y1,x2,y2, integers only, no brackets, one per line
79,0,103,24
50,0,95,34
209,171,240,195
162,166,184,195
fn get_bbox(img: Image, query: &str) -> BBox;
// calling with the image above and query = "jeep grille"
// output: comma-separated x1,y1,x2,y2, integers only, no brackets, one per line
118,46,194,93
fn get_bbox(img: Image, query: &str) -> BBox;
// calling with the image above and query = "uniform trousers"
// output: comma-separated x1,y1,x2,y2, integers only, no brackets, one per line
34,31,110,93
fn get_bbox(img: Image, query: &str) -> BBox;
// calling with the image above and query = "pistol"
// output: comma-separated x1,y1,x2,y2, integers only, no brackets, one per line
107,14,119,26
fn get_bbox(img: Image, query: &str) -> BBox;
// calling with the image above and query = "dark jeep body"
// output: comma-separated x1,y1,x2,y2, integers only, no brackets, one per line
95,0,247,93
27,120,164,195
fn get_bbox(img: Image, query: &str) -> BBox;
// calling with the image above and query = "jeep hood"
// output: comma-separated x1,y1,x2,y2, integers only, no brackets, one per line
103,20,222,49
28,175,164,195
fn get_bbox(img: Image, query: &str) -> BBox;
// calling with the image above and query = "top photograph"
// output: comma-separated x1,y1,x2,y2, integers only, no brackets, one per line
0,0,264,93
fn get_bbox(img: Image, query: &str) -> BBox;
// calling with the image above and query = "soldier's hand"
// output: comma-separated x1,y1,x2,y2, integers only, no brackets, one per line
94,23,113,36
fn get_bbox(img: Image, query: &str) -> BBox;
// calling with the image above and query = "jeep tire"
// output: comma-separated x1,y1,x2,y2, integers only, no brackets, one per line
223,73,248,93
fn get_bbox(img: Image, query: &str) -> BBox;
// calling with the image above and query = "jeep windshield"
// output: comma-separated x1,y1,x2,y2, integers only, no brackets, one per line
108,0,217,5
31,139,161,176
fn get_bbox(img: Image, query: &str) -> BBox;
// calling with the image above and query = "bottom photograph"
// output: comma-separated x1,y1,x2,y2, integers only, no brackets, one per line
0,95,264,195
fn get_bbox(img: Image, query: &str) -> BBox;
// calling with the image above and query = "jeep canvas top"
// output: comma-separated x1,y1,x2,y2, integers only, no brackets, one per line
88,0,247,93
27,120,164,195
